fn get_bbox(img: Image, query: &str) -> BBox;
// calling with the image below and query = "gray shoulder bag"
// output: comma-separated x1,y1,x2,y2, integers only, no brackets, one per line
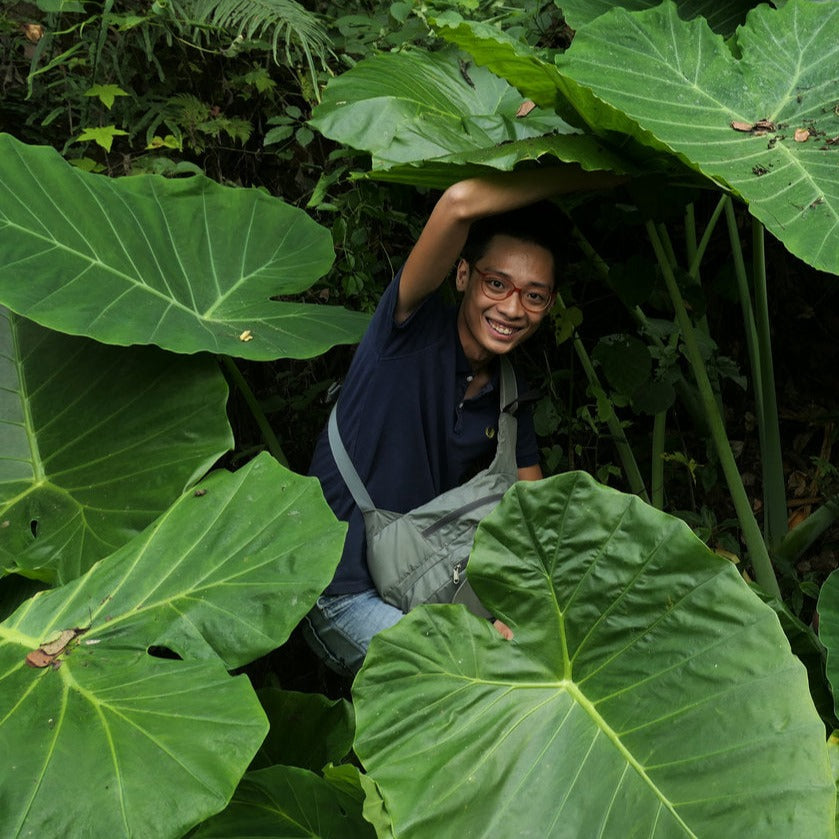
328,357,519,614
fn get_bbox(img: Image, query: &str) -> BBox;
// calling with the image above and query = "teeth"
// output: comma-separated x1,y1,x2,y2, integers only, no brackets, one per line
490,320,514,335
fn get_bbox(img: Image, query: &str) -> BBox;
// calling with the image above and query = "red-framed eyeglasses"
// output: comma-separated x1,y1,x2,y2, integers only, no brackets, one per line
471,266,555,313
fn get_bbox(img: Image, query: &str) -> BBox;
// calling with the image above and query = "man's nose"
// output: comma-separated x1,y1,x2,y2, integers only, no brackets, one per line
497,288,526,317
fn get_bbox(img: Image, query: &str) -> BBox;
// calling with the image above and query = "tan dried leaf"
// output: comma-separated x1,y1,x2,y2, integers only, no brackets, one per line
21,23,45,43
40,629,80,657
26,649,54,668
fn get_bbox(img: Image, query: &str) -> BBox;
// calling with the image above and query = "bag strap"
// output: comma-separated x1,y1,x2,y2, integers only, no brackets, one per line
498,354,517,413
493,356,518,476
328,356,518,514
328,404,376,513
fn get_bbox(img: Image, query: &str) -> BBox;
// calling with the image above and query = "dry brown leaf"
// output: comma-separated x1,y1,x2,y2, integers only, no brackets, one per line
788,508,810,530
516,100,537,118
40,628,81,657
794,127,811,142
21,23,45,43
25,649,54,668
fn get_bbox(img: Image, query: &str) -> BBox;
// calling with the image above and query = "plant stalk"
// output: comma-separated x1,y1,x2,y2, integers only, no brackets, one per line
651,410,666,509
724,199,765,424
220,356,289,467
646,222,781,597
555,292,649,502
751,218,788,551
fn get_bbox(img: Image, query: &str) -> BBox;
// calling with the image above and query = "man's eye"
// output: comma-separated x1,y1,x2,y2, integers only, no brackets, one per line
526,290,549,304
486,277,506,290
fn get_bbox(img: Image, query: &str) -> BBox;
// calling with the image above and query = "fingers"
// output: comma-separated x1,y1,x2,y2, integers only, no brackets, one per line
492,619,514,640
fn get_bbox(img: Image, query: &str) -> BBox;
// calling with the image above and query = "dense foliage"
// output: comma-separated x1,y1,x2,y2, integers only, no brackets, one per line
1,0,838,836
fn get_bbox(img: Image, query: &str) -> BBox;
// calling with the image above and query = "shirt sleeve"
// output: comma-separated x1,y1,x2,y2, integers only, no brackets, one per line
365,268,449,358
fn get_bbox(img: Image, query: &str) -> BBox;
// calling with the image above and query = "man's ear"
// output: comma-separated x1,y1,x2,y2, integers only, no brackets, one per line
455,259,469,292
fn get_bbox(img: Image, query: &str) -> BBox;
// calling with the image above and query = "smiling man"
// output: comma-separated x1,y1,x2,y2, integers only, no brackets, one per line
303,167,623,675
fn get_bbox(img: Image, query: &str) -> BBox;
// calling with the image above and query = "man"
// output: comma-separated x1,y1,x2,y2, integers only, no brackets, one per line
304,166,622,674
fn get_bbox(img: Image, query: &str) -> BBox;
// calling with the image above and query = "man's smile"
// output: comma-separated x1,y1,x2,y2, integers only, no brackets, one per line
486,317,522,337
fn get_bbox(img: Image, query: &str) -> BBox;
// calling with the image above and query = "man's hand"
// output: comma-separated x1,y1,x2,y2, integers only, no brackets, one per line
493,619,514,640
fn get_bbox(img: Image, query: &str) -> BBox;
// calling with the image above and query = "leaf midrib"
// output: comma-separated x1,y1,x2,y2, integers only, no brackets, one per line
565,679,698,837
10,315,43,483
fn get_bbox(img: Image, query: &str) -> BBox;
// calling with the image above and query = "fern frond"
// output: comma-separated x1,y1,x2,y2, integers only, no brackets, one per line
190,0,331,72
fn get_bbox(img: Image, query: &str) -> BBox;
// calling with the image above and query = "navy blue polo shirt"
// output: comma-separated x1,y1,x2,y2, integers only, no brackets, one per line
309,270,540,594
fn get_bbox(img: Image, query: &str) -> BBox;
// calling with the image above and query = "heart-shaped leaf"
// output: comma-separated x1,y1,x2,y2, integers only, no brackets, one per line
558,0,764,36
252,688,354,772
309,46,625,182
817,568,839,718
354,472,834,837
553,0,839,275
434,1,839,275
0,453,346,838
191,764,376,838
0,133,369,360
0,310,232,584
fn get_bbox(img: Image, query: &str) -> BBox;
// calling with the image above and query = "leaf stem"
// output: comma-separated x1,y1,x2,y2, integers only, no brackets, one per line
725,199,765,435
751,218,787,551
555,292,649,502
645,222,780,598
220,356,288,467
651,410,666,509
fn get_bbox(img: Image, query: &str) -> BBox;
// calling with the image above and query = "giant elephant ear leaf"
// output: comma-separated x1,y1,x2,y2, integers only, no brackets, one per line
308,47,626,185
558,0,763,36
817,568,839,718
0,310,232,585
0,133,368,360
0,452,346,838
191,765,376,838
354,472,834,837
553,0,839,275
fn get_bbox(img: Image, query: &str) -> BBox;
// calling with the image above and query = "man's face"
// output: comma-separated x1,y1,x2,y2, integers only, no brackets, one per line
456,234,555,367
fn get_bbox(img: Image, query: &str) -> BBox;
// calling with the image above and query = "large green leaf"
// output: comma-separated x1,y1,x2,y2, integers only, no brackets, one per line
192,765,376,838
817,568,839,718
309,47,621,177
429,16,680,167
0,310,232,584
553,0,839,275
0,133,369,360
0,453,346,838
828,731,839,836
354,472,834,837
252,688,355,772
363,134,631,190
558,0,764,36
428,15,565,110
755,585,837,730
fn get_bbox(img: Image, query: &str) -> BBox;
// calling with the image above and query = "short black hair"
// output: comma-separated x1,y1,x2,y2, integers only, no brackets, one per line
460,200,567,282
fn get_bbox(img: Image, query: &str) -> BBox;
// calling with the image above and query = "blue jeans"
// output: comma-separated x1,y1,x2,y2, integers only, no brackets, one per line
302,589,404,677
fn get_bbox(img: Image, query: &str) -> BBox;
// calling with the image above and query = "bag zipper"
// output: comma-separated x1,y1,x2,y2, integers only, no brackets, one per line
420,493,505,539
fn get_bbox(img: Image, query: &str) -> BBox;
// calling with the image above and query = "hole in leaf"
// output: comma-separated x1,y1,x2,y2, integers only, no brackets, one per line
147,645,182,660
30,520,39,537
